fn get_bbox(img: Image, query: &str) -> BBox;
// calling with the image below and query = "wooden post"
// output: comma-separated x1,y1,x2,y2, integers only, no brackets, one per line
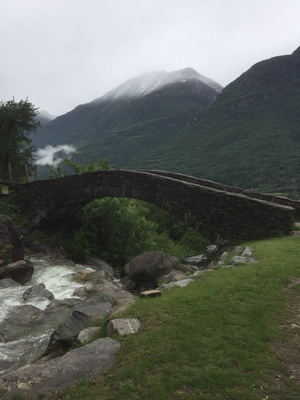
34,165,37,181
25,163,28,183
8,163,12,183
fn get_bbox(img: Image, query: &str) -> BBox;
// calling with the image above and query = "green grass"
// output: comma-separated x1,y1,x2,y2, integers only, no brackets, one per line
0,185,8,194
49,235,300,399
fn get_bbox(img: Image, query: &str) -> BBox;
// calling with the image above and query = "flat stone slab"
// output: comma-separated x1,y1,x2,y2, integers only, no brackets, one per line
107,318,141,336
0,337,121,398
139,290,161,298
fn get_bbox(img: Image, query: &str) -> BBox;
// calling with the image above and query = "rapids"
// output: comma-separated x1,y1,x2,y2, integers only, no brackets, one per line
0,258,95,370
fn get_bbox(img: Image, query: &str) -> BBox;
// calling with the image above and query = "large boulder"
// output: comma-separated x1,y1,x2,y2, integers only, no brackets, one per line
0,260,34,284
0,278,21,289
22,283,54,301
0,337,121,397
124,251,186,289
48,302,112,350
0,215,24,266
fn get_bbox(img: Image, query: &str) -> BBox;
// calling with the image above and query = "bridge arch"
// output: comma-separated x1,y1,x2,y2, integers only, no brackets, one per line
10,169,294,247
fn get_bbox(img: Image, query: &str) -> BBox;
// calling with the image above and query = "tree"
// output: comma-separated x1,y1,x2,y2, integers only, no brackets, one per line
0,98,40,181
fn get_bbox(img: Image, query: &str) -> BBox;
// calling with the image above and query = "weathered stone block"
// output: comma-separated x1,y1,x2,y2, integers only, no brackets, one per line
107,318,141,336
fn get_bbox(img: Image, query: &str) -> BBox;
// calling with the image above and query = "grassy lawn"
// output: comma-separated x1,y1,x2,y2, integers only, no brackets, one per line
0,185,8,194
49,236,300,399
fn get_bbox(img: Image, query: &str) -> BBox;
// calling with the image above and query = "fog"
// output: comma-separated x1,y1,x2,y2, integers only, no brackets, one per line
36,145,76,166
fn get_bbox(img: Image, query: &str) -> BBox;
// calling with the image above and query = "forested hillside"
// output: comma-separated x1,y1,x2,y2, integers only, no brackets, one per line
127,47,300,192
32,79,218,168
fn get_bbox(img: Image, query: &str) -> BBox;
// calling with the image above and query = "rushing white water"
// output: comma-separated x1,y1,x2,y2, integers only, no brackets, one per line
0,258,95,369
0,259,94,320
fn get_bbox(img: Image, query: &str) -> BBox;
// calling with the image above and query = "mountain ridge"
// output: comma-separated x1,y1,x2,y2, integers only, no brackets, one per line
33,71,220,172
126,47,300,192
92,67,222,103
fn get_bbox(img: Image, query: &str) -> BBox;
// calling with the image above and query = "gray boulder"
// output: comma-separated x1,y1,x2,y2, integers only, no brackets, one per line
0,260,34,284
157,270,187,284
124,251,186,289
22,283,54,301
70,269,114,284
0,278,21,289
120,275,137,290
48,302,112,349
0,215,24,265
0,337,121,397
110,298,136,317
158,278,194,290
84,281,135,303
77,327,101,344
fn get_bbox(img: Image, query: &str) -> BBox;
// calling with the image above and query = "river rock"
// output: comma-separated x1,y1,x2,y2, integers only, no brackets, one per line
71,269,114,284
158,278,194,290
0,278,21,289
107,318,141,336
84,256,120,278
120,275,137,290
230,255,258,265
110,298,136,317
0,337,121,397
124,251,186,289
48,302,112,349
0,260,34,284
0,215,24,265
185,254,207,267
84,281,135,303
157,270,187,284
22,283,54,301
77,327,101,344
241,246,254,257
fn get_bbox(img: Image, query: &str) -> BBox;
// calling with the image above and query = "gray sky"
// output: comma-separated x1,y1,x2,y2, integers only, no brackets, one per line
1,0,299,116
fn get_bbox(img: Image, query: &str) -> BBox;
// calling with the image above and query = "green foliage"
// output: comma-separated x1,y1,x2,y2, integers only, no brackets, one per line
0,196,31,227
0,244,13,265
70,198,156,268
0,98,40,182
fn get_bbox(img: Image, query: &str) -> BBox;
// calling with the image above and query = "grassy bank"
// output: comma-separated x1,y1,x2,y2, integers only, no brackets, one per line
48,234,300,400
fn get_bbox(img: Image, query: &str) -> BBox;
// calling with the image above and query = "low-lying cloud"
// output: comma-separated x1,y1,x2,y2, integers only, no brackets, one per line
36,144,76,166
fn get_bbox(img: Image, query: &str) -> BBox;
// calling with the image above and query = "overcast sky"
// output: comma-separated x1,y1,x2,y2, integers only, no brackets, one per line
1,0,299,116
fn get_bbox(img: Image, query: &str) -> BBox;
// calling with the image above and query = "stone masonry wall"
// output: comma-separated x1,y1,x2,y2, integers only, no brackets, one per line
9,170,295,246
142,170,300,218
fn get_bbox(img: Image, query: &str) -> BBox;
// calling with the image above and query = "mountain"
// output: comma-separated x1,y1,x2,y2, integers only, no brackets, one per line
126,47,300,193
32,68,221,168
35,110,56,127
93,68,222,102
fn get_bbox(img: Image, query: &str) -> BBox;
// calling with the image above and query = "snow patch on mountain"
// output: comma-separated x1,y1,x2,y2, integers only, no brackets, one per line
93,68,222,103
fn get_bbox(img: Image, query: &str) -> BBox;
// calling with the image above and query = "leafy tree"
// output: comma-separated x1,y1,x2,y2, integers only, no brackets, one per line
0,99,40,181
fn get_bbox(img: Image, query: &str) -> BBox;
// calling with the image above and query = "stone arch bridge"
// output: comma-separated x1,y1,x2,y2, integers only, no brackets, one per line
8,169,298,247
